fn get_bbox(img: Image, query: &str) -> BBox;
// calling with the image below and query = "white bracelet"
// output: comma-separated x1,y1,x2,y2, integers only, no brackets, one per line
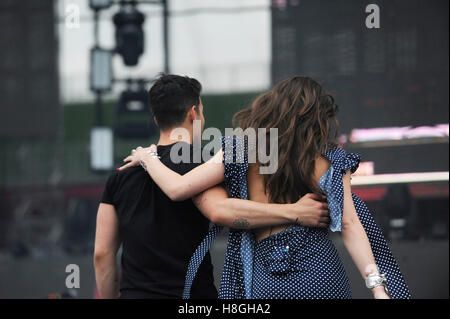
146,149,160,159
365,273,387,289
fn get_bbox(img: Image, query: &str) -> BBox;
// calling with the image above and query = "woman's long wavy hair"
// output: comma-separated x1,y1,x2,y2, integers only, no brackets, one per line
233,76,339,204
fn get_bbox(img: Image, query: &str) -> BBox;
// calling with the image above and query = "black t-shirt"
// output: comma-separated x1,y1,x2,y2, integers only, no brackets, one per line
101,142,217,299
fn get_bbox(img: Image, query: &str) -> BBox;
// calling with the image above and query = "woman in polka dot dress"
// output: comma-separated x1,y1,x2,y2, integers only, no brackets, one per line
122,77,410,299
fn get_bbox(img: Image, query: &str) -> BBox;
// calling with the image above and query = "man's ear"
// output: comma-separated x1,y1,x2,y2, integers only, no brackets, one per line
187,105,197,121
153,116,159,127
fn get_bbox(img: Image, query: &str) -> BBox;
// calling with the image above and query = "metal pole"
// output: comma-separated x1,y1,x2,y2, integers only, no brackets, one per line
162,0,170,73
94,9,99,44
95,93,103,126
93,8,103,126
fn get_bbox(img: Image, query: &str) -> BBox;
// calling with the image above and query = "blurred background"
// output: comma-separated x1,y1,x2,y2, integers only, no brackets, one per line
0,0,448,299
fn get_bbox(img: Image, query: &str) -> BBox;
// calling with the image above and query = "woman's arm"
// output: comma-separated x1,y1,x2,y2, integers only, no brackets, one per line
119,145,225,201
340,170,390,299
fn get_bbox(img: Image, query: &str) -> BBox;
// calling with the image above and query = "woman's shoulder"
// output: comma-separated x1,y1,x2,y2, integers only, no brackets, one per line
314,155,332,182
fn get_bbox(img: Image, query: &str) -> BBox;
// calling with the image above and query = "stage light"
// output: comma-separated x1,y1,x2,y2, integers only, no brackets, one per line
113,6,145,67
89,0,112,10
90,127,114,170
90,47,113,93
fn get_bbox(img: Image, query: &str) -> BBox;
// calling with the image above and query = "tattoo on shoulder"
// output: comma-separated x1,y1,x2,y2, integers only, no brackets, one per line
233,218,250,229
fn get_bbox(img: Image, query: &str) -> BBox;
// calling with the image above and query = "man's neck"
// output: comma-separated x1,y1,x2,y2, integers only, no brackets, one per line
157,126,192,146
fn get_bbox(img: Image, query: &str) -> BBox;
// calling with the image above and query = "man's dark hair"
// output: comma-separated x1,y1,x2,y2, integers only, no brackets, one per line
148,73,202,130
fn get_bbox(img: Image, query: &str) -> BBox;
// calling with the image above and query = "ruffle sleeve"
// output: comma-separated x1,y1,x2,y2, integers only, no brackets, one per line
324,147,361,174
221,136,249,200
321,147,361,232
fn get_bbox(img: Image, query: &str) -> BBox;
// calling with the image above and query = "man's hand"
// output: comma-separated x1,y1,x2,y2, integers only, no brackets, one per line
290,193,330,228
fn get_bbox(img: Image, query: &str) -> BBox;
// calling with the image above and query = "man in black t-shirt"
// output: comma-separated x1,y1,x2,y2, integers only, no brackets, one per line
94,74,330,299
100,142,217,298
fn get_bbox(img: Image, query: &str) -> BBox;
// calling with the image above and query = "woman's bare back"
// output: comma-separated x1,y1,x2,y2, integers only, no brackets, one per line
248,155,331,242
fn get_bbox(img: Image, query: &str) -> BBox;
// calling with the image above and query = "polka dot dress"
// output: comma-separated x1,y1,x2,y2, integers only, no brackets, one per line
183,136,411,299
251,226,351,299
